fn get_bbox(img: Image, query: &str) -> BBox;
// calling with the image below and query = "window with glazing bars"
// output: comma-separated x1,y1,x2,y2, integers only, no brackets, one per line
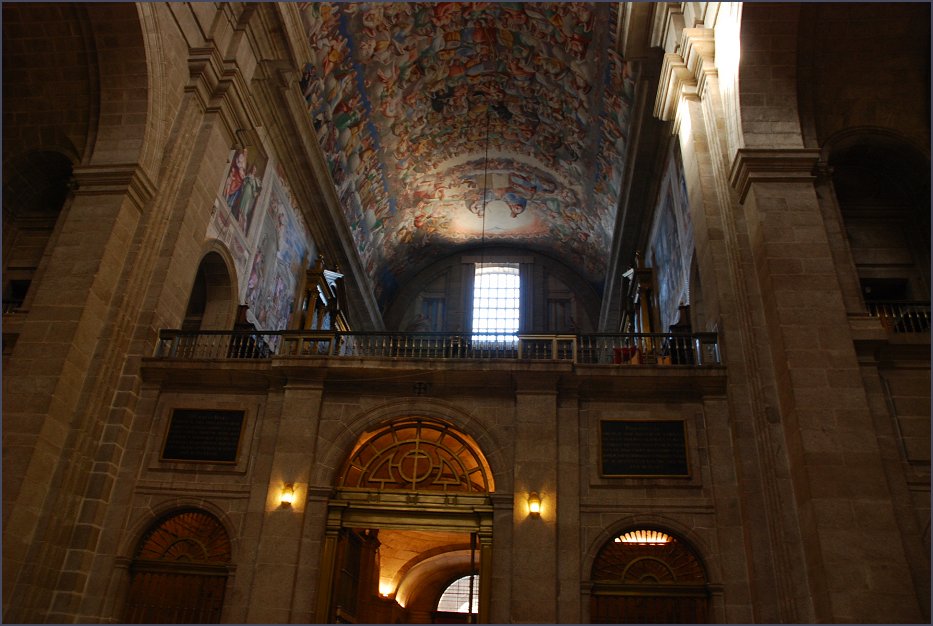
436,574,479,614
471,263,520,343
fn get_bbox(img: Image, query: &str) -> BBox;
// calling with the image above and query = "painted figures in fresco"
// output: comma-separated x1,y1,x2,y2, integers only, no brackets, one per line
223,148,265,236
298,2,634,305
243,170,313,334
209,148,315,335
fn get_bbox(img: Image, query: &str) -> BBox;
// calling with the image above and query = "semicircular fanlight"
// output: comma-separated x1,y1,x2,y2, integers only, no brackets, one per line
339,418,494,494
135,509,231,565
593,528,705,585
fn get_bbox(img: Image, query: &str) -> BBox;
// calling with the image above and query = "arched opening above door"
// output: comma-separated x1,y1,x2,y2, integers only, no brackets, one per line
338,417,495,494
589,527,710,624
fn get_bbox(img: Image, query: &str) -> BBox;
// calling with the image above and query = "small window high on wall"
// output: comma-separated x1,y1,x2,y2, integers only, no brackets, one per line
471,263,520,342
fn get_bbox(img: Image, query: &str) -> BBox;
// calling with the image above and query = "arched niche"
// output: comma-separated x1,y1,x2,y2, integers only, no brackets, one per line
588,527,711,624
123,508,233,624
183,249,238,331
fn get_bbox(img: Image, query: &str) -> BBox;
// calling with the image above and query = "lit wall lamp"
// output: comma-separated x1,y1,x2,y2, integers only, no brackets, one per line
527,491,541,518
280,483,296,508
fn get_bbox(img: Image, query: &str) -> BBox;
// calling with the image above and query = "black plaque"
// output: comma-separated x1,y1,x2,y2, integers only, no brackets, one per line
599,420,689,477
162,409,245,463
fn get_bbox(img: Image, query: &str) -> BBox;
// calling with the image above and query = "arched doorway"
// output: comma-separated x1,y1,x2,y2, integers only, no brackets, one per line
318,417,495,624
589,528,710,624
124,509,232,623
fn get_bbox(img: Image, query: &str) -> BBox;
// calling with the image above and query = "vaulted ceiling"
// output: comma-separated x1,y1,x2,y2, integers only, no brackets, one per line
297,2,637,309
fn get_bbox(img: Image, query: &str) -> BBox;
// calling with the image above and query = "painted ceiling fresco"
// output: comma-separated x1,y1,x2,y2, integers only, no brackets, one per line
298,2,635,308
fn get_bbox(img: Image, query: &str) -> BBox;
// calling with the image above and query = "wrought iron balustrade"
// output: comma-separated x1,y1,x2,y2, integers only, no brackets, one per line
154,330,721,365
866,301,931,333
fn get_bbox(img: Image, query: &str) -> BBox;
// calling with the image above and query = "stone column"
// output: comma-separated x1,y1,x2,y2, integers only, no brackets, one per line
509,372,559,623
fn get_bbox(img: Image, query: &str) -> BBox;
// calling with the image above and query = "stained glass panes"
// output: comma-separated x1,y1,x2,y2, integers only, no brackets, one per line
471,263,520,343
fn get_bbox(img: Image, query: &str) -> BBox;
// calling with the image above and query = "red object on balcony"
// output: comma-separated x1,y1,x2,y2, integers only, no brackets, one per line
613,347,639,364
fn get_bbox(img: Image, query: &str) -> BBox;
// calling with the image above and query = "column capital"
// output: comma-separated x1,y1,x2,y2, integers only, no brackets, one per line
728,148,822,203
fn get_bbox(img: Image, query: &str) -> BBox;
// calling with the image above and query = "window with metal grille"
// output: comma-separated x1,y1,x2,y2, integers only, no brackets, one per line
471,263,520,343
436,574,479,614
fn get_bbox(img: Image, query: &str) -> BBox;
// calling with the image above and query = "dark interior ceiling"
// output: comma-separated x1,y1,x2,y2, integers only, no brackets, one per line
297,2,638,310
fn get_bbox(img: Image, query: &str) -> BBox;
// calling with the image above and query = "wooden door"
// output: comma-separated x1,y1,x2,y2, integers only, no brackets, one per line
124,509,231,623
124,568,227,623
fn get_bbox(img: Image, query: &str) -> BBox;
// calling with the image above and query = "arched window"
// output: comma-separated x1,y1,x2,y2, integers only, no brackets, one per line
436,574,479,614
589,528,709,623
124,509,232,624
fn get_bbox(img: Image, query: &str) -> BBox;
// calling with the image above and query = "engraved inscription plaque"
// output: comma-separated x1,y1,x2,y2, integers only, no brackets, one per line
162,409,245,463
599,420,689,477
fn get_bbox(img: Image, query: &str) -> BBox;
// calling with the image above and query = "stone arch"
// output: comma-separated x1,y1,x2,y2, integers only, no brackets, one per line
1,3,96,164
796,4,930,151
313,398,510,493
120,499,241,565
184,245,240,331
82,3,157,171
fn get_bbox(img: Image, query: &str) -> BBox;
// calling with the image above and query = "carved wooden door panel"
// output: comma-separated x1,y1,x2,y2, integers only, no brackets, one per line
125,570,227,623
124,509,231,624
590,593,708,624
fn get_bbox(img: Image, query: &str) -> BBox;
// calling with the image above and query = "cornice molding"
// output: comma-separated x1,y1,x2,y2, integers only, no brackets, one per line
71,163,157,212
654,28,715,122
728,149,822,203
186,43,261,146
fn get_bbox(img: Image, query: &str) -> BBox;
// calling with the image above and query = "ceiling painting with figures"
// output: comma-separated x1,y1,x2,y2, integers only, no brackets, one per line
297,2,636,307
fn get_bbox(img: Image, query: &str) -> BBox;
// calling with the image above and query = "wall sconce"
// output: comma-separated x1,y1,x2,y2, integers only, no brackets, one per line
280,483,296,508
527,491,541,518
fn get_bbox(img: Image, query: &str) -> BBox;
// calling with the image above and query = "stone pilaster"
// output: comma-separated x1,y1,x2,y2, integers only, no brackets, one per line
731,149,924,622
509,372,559,623
246,373,325,623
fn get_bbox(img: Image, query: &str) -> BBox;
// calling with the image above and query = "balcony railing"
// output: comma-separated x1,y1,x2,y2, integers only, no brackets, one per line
154,330,721,366
866,301,931,333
